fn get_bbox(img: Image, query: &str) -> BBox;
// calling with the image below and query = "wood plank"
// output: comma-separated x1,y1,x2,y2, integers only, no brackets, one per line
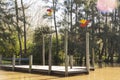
0,65,94,75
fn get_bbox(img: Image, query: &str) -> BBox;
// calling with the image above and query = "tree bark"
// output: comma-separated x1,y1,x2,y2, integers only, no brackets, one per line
21,0,27,55
15,0,22,65
53,0,59,55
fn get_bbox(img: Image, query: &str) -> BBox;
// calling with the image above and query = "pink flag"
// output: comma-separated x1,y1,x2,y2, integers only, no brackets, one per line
96,0,118,12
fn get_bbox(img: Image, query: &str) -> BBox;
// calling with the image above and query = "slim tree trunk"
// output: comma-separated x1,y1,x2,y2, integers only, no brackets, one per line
21,0,27,54
69,0,73,69
53,0,59,55
99,42,105,61
70,0,73,31
15,0,22,65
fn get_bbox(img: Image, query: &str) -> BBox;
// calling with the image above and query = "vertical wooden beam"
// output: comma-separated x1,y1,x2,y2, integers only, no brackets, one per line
12,54,16,71
70,55,73,69
86,32,90,73
48,34,52,74
42,35,45,65
92,48,95,70
0,54,1,69
18,55,21,65
65,30,68,76
29,55,33,73
0,54,2,64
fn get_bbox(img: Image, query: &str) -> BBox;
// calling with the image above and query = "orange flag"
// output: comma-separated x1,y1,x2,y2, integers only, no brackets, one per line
79,19,90,28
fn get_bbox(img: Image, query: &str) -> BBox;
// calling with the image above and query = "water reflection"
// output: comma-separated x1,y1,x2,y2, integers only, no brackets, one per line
0,64,120,80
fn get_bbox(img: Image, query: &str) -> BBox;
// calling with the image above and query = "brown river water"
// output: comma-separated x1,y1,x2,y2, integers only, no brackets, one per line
0,66,120,80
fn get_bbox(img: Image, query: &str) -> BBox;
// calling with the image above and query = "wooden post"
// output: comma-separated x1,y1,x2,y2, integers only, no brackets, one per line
0,54,2,64
18,55,21,65
65,30,68,76
42,35,45,65
92,48,95,70
29,55,33,73
12,54,16,71
70,55,73,69
86,32,90,73
0,54,1,69
48,35,52,74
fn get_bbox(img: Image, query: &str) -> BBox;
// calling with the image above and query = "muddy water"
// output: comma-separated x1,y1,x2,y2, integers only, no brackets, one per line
0,67,120,80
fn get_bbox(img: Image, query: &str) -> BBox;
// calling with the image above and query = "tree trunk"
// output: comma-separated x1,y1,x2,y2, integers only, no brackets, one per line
70,0,73,31
98,41,105,68
99,42,105,61
110,41,114,63
53,0,59,55
15,0,22,65
21,0,27,55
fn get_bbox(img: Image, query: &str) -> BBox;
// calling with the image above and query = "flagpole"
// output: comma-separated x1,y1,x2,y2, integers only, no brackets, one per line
85,20,90,74
80,19,90,73
48,8,52,74
86,30,90,73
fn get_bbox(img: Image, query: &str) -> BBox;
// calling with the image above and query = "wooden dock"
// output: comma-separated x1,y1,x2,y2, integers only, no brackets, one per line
0,65,94,76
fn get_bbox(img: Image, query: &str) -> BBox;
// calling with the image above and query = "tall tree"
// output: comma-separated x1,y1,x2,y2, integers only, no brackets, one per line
21,0,27,54
15,0,23,64
53,0,59,54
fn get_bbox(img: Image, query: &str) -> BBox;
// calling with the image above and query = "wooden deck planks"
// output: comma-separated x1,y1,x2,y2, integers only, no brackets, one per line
0,65,93,75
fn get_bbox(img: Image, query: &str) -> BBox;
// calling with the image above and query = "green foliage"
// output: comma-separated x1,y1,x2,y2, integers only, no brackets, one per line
1,0,120,65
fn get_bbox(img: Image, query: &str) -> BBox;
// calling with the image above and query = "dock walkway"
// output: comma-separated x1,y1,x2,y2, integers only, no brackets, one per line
0,65,94,75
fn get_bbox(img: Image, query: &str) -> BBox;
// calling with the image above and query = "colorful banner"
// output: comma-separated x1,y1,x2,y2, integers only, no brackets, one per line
79,19,90,28
47,9,53,16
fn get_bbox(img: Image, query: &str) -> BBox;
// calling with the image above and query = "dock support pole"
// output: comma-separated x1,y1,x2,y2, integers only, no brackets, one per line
29,55,33,73
70,55,73,69
12,54,16,71
0,54,2,64
86,32,90,73
42,35,45,65
92,48,95,70
65,29,68,76
0,54,2,69
48,34,52,74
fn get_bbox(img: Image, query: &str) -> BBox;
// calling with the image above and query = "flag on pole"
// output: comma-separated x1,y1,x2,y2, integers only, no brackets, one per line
47,9,53,16
79,19,90,28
